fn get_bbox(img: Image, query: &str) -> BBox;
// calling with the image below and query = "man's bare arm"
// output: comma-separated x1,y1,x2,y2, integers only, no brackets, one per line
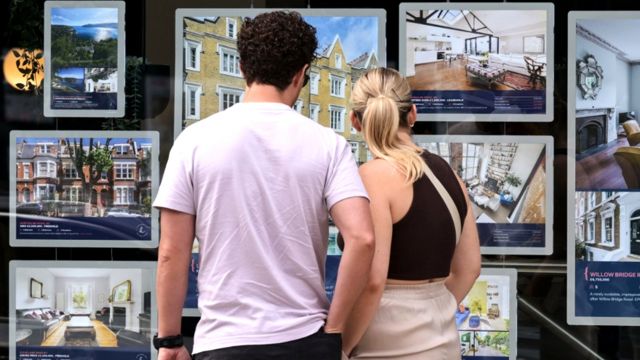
156,208,195,360
325,197,375,333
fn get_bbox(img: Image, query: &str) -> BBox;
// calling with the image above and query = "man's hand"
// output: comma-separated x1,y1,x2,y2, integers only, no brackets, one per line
158,346,191,360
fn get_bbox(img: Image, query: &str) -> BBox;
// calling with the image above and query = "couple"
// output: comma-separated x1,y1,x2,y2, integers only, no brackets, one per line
154,11,480,360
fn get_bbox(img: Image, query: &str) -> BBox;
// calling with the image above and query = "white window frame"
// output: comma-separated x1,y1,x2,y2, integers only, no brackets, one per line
114,186,135,205
36,160,56,178
309,103,320,122
218,86,244,111
36,184,56,201
185,39,202,71
37,143,54,155
335,53,342,69
329,105,345,132
577,222,584,242
310,72,320,95
63,186,81,202
588,193,596,209
226,17,237,39
600,203,616,247
63,163,79,179
219,45,242,77
113,144,131,155
330,75,345,98
185,83,202,120
22,188,31,203
587,215,596,244
349,141,360,161
293,99,304,113
22,163,30,180
114,162,136,180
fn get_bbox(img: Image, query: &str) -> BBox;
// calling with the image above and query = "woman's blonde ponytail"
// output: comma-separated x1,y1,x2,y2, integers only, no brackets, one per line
351,68,426,182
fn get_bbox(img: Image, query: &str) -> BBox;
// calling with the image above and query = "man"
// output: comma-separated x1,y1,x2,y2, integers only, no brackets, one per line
154,11,375,360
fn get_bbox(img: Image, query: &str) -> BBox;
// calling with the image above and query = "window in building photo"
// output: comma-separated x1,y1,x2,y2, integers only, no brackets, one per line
185,40,201,71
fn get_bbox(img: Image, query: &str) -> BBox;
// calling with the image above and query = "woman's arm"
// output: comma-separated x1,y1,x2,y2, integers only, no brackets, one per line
341,161,394,356
445,177,481,303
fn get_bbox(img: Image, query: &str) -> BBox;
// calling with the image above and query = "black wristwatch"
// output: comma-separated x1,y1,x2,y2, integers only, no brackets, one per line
153,334,184,350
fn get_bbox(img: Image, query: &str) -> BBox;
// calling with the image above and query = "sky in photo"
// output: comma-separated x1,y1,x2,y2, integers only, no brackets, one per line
17,137,152,146
304,16,379,62
52,7,118,26
55,67,84,79
194,15,379,62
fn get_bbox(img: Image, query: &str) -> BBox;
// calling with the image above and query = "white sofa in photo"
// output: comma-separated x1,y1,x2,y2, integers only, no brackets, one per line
488,53,547,77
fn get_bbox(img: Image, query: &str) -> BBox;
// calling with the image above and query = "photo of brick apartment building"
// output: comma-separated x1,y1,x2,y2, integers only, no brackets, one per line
15,137,153,218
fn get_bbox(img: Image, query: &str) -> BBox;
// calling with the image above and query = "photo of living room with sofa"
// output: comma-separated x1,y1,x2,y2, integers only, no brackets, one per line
416,136,552,254
10,262,155,358
404,8,548,92
417,141,546,223
572,17,640,191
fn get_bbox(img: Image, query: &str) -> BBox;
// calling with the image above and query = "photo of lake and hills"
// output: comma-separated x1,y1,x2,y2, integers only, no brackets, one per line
49,6,120,110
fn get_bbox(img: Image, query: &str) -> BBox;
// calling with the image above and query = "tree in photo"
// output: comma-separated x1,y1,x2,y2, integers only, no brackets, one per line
65,138,113,208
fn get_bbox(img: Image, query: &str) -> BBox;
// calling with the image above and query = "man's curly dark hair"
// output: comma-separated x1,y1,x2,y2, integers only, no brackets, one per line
238,11,317,90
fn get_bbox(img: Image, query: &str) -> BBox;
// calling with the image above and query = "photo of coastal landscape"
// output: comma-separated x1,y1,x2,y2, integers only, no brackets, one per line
45,2,124,116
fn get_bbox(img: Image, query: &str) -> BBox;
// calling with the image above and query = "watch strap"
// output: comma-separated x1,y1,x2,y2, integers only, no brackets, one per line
153,334,184,349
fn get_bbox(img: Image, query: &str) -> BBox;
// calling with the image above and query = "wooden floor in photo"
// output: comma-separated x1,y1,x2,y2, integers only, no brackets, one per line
408,60,512,91
40,319,117,347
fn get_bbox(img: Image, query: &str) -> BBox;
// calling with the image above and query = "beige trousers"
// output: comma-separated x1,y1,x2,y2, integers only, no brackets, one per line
349,281,460,360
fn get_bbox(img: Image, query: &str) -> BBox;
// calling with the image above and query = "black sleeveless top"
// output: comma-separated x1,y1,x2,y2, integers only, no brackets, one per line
387,151,467,280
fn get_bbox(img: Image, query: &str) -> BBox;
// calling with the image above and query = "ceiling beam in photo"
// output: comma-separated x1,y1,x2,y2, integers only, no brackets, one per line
407,10,494,37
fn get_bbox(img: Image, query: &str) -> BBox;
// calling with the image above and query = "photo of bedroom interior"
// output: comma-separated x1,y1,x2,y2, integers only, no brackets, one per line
405,9,548,91
14,266,152,349
574,18,640,190
419,142,546,225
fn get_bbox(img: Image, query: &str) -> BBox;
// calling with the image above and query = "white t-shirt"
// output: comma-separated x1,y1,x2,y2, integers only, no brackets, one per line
153,102,368,353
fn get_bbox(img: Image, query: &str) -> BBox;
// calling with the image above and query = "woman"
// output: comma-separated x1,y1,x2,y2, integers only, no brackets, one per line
342,68,481,359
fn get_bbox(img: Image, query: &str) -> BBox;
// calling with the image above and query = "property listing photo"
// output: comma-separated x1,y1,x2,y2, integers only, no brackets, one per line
575,191,640,262
573,18,640,190
456,274,513,358
11,262,154,359
176,10,384,164
45,2,124,116
404,9,548,92
10,132,158,246
418,141,547,226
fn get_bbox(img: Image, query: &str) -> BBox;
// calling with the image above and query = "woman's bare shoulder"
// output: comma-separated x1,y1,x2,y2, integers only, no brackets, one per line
359,159,402,183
